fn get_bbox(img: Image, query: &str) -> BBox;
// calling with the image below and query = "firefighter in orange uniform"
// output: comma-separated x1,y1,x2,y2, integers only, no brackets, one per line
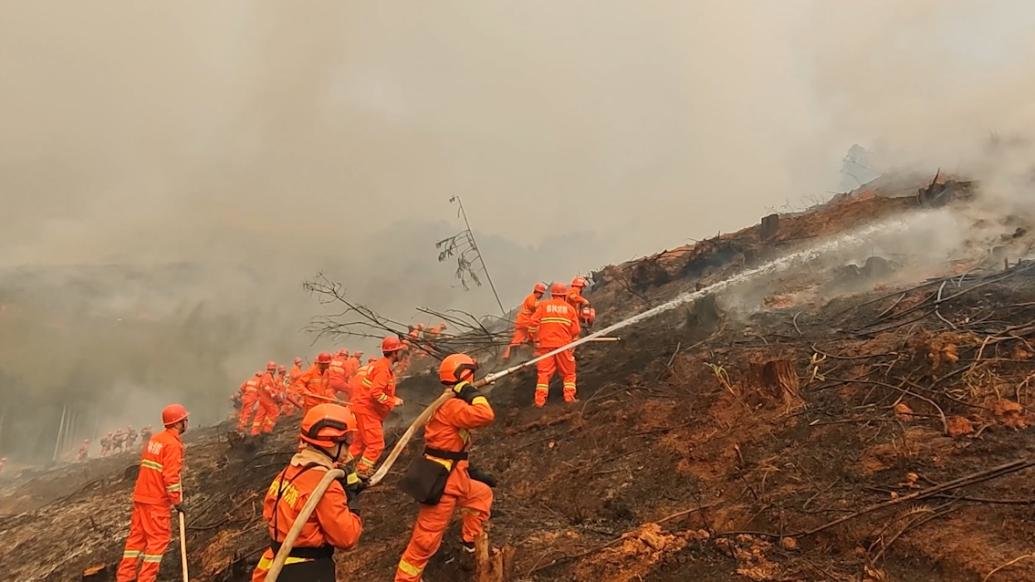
327,350,351,398
276,366,296,416
238,372,263,434
252,404,364,582
349,336,405,479
291,352,335,413
289,357,305,383
529,282,581,407
395,354,495,581
567,276,593,325
115,404,188,582
251,361,282,436
503,282,546,361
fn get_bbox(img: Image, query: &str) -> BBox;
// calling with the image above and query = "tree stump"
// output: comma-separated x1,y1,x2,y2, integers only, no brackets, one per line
474,531,515,581
749,359,802,409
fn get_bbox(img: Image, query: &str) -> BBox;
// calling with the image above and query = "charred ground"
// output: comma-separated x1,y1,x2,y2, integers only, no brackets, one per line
2,175,1034,581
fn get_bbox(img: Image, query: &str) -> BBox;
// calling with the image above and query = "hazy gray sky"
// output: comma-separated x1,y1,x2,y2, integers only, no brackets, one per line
3,1,1034,268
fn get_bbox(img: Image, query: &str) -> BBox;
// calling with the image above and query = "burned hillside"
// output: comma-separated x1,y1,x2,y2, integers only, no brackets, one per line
2,174,1035,582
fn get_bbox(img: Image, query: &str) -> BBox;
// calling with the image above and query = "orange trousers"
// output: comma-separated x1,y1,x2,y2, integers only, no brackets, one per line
395,465,492,581
116,502,172,582
348,406,386,476
534,348,576,406
251,397,280,436
237,392,258,432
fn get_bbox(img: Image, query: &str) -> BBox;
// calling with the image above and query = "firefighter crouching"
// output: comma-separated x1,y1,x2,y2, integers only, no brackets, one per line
252,403,364,582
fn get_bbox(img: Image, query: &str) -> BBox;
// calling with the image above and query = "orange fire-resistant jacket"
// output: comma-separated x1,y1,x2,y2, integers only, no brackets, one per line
515,292,541,328
241,375,260,396
289,363,304,383
262,448,362,550
327,356,349,396
132,428,183,507
529,297,580,349
348,364,371,403
566,288,590,311
425,385,495,456
344,356,360,380
356,357,397,416
258,372,279,401
291,365,331,410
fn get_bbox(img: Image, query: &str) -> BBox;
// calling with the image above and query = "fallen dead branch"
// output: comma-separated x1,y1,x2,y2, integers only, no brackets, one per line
983,552,1035,582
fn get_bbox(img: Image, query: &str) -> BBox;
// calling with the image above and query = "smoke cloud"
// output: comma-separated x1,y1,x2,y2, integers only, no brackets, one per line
1,1,1034,459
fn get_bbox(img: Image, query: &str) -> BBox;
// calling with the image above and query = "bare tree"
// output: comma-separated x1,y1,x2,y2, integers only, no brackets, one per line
435,195,506,316
303,274,509,360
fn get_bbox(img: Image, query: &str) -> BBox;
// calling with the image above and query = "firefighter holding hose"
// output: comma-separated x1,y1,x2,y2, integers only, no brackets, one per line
115,403,188,582
252,403,364,582
395,353,495,581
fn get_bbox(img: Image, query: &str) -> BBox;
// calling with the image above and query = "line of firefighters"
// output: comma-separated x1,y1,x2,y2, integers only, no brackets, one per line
58,426,155,464
506,276,595,406
118,354,499,582
233,322,452,440
116,277,593,581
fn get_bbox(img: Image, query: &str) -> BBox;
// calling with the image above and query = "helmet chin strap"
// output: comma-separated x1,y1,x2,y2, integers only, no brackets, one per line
315,442,345,462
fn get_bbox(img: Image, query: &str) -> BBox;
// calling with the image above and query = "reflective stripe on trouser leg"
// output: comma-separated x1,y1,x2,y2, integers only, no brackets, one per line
117,502,171,582
559,350,577,397
354,407,385,473
137,502,172,582
534,350,556,404
116,502,148,582
395,494,459,581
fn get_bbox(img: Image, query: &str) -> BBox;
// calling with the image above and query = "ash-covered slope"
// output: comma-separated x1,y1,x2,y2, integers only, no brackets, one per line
3,173,1035,582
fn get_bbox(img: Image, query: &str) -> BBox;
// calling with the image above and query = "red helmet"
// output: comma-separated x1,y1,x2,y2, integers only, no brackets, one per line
278,365,286,373
571,276,587,289
161,403,190,427
439,353,478,385
293,357,302,364
550,282,568,296
316,352,333,364
266,361,277,371
533,282,547,294
300,403,356,448
382,335,404,354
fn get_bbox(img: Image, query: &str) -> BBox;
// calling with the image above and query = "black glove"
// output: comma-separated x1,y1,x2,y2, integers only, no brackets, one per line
338,472,367,504
468,466,497,488
173,502,186,515
454,383,483,405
